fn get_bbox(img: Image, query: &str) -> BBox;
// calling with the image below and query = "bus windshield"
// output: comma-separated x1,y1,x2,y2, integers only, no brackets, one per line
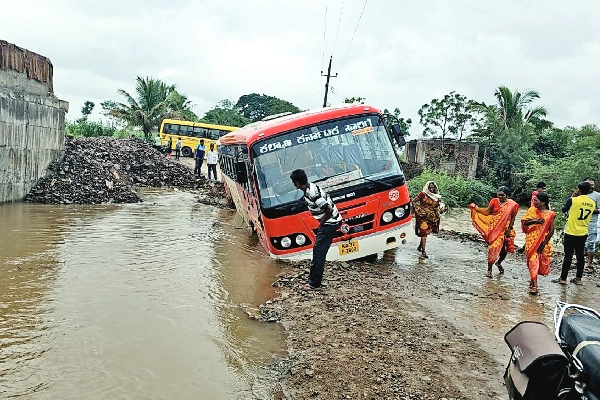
251,115,403,209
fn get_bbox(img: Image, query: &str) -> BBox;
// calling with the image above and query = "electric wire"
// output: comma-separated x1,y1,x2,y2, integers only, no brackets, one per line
340,0,368,70
331,0,346,57
321,0,328,71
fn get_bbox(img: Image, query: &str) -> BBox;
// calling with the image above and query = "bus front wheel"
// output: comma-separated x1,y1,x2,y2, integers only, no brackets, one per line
181,147,192,157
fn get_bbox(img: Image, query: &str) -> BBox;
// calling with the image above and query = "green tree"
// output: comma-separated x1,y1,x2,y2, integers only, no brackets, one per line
81,101,95,120
102,76,197,139
470,86,552,200
202,100,250,127
418,91,479,144
344,96,366,104
234,93,300,122
383,107,412,136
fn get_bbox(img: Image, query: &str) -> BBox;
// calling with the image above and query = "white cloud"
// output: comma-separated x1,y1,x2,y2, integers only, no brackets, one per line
3,0,599,134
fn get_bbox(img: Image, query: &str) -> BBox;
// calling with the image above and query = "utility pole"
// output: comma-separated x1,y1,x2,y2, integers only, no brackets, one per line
321,56,338,107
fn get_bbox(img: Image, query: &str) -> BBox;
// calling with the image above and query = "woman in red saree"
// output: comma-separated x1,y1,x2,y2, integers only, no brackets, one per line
521,192,555,295
412,181,445,258
470,186,519,278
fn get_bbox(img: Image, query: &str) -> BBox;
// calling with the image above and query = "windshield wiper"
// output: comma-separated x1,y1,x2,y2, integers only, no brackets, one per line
312,172,349,184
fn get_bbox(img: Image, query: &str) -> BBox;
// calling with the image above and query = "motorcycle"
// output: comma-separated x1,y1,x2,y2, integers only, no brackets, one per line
504,301,600,399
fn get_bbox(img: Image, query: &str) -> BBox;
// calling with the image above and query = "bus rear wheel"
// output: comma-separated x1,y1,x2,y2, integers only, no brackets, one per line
181,147,192,157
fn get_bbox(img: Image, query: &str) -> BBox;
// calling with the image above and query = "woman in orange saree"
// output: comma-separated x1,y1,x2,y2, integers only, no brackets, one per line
470,186,519,278
521,192,555,295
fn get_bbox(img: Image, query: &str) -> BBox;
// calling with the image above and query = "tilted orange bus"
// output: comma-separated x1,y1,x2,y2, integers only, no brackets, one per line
218,104,412,261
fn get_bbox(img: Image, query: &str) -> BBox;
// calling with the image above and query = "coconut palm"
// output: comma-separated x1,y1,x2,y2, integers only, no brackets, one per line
104,76,197,139
492,86,548,130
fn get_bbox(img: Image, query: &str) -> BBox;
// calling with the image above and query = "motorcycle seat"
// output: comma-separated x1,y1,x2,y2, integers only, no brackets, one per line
560,313,600,394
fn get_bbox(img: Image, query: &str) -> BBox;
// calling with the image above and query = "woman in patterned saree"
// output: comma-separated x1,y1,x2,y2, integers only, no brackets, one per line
470,186,519,278
521,192,555,295
412,181,445,259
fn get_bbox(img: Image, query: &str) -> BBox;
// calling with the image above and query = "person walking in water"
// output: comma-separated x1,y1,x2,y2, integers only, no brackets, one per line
552,181,596,285
411,181,445,259
290,169,342,291
521,192,555,295
206,143,219,180
470,186,519,278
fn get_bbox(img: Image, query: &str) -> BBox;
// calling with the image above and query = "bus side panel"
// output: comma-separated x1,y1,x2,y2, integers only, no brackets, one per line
222,174,271,255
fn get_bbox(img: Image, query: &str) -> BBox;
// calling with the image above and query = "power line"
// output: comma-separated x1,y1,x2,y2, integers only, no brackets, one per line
331,0,346,56
340,0,368,70
321,0,328,71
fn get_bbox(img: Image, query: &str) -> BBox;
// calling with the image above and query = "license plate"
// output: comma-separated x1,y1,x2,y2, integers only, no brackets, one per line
338,241,359,256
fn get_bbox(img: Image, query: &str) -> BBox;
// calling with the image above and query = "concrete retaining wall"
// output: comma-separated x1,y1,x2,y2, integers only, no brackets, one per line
0,70,68,203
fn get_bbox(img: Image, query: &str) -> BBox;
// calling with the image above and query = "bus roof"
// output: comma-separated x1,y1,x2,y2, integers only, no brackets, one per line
219,104,381,146
161,118,239,131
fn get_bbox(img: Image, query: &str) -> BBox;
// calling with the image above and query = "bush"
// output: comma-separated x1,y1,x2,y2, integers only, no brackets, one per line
66,120,116,137
407,170,496,208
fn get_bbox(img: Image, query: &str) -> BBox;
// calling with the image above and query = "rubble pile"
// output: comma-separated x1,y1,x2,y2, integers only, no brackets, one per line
26,137,206,204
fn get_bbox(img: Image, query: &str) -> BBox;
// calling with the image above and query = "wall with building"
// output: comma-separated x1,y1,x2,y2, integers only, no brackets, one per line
0,40,68,203
405,139,479,178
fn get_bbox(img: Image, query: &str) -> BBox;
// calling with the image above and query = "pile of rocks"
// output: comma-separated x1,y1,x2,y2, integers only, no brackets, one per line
26,137,206,204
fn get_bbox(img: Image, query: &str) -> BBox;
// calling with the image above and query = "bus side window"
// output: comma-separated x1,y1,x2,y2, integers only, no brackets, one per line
169,124,180,134
209,129,220,140
193,127,203,137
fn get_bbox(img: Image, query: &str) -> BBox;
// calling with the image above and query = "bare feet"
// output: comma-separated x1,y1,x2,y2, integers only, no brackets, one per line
495,262,504,274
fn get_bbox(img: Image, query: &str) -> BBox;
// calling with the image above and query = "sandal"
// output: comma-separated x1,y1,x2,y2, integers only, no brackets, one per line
421,251,428,259
570,278,583,286
551,278,567,285
485,270,492,278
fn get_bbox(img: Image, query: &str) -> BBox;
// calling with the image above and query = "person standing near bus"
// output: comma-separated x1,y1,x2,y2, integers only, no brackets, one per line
290,169,342,291
154,134,163,153
166,137,173,159
206,143,219,180
194,139,206,177
175,138,182,160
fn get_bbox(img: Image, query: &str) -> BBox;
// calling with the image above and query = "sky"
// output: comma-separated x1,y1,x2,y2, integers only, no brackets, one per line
3,0,600,135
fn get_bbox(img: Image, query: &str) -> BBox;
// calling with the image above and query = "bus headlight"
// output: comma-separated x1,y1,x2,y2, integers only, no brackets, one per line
382,211,393,223
280,237,292,248
394,207,406,218
295,234,306,246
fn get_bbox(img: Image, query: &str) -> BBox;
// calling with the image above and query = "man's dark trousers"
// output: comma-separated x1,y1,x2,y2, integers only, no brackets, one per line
308,223,339,288
560,233,587,280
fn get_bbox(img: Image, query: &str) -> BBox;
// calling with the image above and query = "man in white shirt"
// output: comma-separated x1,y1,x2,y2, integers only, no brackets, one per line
206,143,219,180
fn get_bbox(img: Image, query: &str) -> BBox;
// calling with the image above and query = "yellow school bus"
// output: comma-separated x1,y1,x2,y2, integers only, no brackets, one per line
159,119,239,157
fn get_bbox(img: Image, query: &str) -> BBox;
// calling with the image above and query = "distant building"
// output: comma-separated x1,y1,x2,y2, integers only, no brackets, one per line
404,139,479,178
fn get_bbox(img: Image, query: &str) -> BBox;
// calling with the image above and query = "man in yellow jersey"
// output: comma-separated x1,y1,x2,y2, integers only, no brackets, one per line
552,181,596,285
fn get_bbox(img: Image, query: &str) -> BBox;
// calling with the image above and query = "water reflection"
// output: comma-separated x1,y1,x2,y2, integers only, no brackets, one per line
0,191,285,399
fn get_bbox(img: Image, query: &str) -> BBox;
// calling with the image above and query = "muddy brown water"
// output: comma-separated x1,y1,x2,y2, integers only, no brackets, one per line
2,193,600,399
0,189,284,399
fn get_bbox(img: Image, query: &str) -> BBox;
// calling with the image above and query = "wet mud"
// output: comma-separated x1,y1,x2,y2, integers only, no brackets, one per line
258,228,600,400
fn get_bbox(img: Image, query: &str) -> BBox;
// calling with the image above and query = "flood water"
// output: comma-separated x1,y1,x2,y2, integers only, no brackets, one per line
0,190,285,399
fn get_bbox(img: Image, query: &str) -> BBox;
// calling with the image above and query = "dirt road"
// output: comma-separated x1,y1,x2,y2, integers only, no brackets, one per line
264,231,600,400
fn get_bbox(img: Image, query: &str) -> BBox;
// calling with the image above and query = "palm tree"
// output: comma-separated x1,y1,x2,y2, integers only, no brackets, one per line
492,86,547,130
104,76,197,139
